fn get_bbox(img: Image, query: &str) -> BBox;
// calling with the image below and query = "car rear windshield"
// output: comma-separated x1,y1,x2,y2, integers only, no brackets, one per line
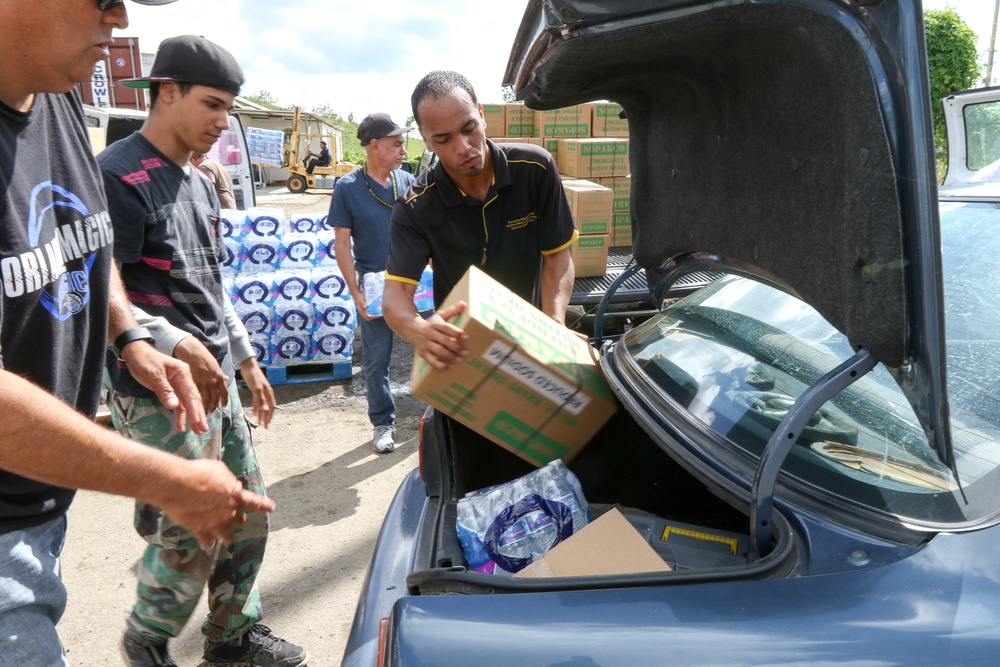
621,200,1000,527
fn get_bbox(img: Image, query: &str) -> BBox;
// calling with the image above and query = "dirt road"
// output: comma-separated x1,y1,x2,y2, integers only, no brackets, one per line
60,187,416,666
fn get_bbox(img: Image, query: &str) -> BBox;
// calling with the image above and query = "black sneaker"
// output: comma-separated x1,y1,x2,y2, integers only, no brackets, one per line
121,634,177,667
203,624,308,666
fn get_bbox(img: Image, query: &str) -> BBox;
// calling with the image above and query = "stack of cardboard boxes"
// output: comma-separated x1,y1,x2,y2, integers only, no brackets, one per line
483,102,632,277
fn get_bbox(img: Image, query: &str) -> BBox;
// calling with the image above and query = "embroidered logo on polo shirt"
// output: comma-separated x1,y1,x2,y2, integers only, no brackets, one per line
507,212,537,231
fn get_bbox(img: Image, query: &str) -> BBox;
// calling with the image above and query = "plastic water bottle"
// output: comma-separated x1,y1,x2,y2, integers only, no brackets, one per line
314,299,356,332
232,273,274,307
362,271,385,317
413,266,434,312
242,237,280,273
245,207,285,238
312,267,348,301
219,210,249,241
312,328,353,361
280,234,318,271
269,333,310,365
235,302,273,336
274,301,314,334
273,270,312,304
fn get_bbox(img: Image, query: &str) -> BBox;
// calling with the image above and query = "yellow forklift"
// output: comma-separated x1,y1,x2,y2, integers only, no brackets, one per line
285,106,358,193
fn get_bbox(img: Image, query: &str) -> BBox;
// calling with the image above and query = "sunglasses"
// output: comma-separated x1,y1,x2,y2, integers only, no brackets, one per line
97,0,125,10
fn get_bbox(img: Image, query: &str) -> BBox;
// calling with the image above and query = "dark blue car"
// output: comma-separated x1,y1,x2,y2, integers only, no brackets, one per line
343,1,1000,665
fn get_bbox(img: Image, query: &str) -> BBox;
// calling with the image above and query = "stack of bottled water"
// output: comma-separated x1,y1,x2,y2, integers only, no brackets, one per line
221,207,357,367
361,266,434,317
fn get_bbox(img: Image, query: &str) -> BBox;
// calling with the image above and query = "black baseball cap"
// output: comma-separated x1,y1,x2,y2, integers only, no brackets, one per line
357,113,410,144
121,35,244,95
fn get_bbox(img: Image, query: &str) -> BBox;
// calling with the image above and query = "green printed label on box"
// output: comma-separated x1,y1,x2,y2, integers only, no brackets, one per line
486,411,570,466
594,104,623,118
579,221,608,234
578,235,607,249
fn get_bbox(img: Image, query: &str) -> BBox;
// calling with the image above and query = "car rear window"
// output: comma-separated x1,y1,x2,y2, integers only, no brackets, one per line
620,200,1000,527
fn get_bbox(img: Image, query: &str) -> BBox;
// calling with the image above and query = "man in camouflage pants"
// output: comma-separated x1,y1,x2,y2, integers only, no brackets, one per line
100,36,307,667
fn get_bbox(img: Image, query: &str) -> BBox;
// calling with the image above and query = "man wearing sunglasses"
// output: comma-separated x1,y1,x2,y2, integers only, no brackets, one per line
0,3,276,666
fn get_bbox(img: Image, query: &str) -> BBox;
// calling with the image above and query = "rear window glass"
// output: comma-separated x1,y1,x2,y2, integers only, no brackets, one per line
619,200,1000,527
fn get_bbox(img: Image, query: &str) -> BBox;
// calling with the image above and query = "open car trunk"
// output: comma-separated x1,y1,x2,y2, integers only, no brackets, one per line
406,404,796,595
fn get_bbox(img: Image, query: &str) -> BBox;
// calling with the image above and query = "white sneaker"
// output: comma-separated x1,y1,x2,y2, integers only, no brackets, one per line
373,425,396,453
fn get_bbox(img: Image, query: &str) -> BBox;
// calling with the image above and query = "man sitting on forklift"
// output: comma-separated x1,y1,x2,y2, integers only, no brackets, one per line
305,140,331,174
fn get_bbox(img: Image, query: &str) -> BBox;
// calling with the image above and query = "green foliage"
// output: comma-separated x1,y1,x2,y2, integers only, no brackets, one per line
242,90,286,110
925,8,981,177
310,104,342,123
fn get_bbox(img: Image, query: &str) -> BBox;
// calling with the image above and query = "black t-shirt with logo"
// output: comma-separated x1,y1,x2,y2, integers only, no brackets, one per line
386,140,577,306
0,91,114,531
99,132,233,397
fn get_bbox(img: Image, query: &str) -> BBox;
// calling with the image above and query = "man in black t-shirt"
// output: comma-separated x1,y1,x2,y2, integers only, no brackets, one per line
100,35,307,667
384,70,577,370
0,5,274,667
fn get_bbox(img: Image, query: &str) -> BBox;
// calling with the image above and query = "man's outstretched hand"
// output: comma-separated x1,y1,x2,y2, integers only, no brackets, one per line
158,459,275,549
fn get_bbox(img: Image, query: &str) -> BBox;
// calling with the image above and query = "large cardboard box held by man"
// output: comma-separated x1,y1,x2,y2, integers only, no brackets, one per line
410,266,616,467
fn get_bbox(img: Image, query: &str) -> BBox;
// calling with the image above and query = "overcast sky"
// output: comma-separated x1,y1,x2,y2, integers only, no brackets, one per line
123,0,529,126
122,1,997,127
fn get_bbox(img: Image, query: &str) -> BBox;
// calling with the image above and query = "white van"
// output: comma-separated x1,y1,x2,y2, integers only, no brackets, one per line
83,105,256,210
942,86,1000,186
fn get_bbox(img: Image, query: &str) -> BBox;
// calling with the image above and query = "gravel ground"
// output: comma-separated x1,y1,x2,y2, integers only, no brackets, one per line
60,187,416,666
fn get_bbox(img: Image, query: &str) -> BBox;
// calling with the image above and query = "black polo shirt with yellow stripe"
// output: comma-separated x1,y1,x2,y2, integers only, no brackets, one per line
386,140,578,308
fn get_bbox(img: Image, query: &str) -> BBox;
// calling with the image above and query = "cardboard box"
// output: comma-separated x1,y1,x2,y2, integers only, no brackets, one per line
515,508,671,578
612,214,633,247
599,175,631,214
560,174,599,184
588,102,630,138
535,105,592,138
492,137,544,148
410,266,616,467
562,179,613,236
571,233,610,277
504,104,536,137
482,103,505,138
558,138,630,178
541,137,560,158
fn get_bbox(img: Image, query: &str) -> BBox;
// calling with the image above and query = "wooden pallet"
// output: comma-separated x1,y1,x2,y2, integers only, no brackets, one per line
261,360,353,385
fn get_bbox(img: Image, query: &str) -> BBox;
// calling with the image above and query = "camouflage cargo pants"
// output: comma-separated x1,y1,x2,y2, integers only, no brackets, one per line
107,380,268,644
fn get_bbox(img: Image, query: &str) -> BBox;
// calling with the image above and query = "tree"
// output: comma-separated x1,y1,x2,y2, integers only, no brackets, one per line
242,90,284,110
310,104,342,123
925,8,981,175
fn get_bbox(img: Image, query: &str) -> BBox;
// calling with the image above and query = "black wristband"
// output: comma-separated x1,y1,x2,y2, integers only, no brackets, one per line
112,326,154,359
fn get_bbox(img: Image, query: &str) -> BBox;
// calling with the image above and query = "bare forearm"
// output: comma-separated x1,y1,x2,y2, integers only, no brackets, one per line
0,371,187,506
333,232,361,300
540,249,574,325
107,262,141,341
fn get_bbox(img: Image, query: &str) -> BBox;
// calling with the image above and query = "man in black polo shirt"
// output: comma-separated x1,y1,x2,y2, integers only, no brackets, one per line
383,70,577,369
